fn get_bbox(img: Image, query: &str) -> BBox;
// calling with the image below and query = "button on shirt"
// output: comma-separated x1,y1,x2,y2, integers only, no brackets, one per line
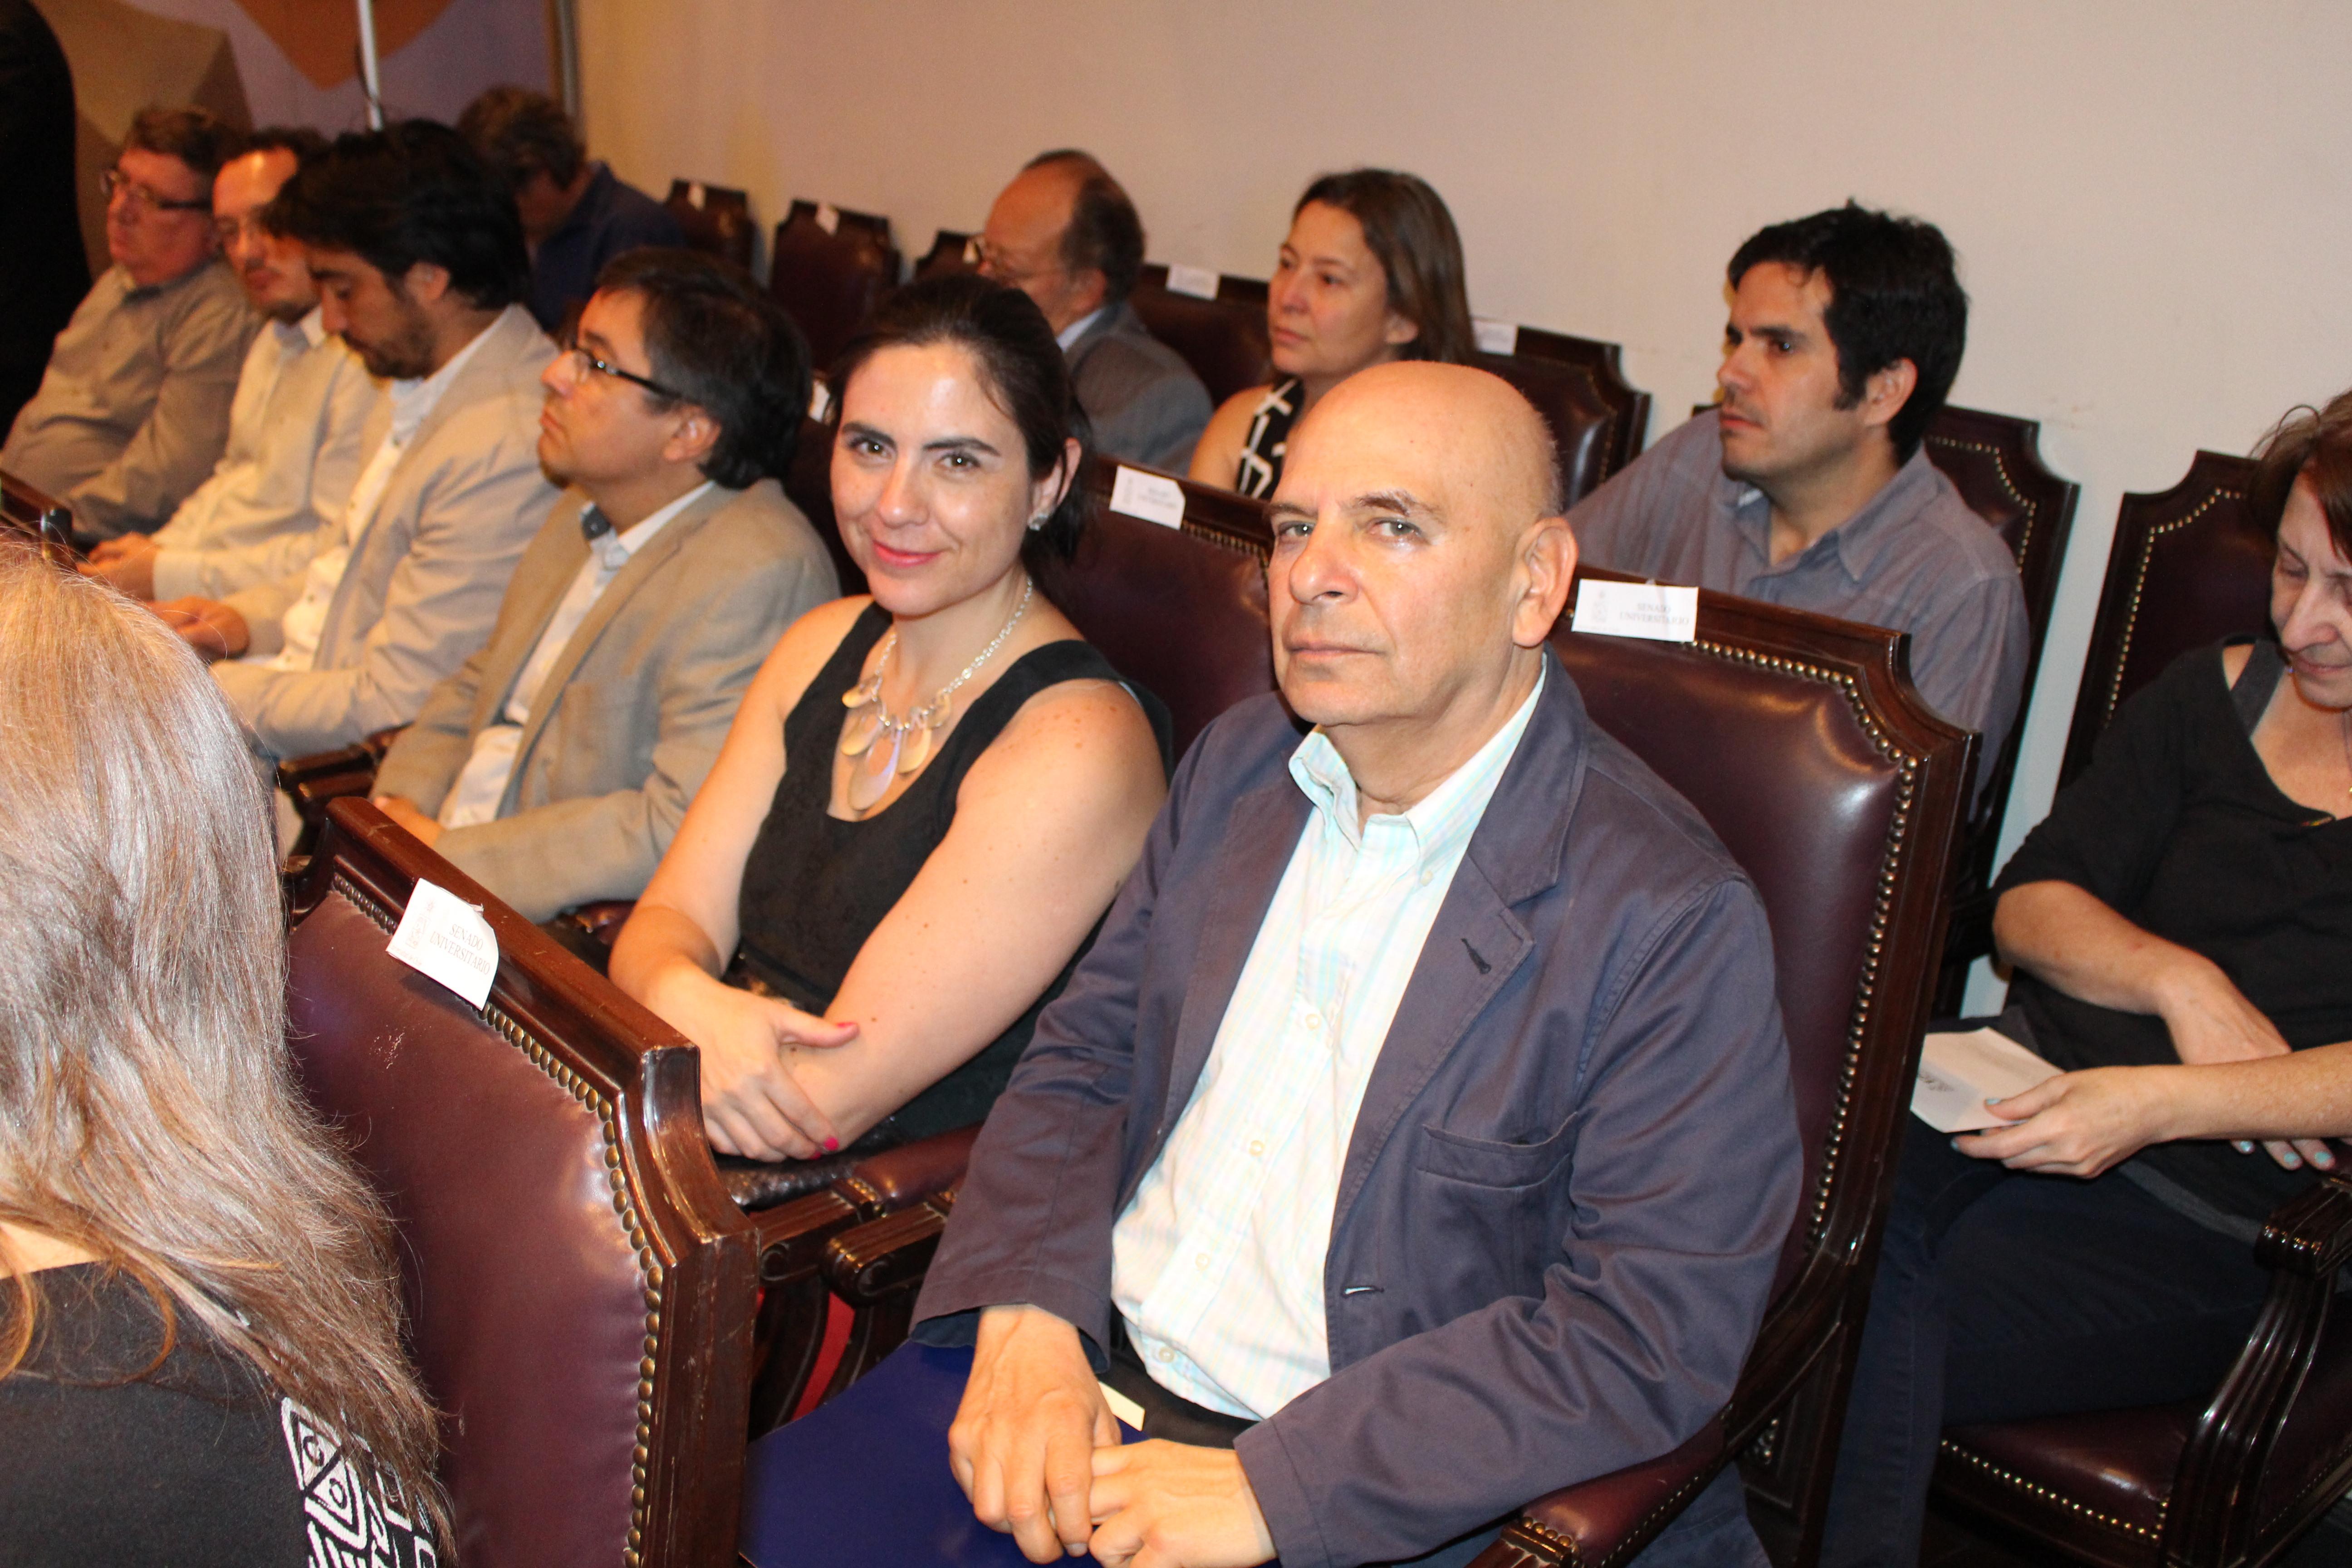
149,308,377,600
267,325,493,674
1569,410,2027,799
437,483,711,827
1112,670,1545,1419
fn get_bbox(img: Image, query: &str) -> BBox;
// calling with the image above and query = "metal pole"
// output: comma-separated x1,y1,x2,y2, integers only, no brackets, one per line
355,0,385,128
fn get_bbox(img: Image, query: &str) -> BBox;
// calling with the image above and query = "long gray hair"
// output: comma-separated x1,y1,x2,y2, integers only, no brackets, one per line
0,547,444,1539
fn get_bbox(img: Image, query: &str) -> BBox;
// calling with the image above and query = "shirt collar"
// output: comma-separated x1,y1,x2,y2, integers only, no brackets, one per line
387,314,497,443
581,480,714,569
1057,306,1107,352
1722,440,1945,584
272,304,328,352
1287,663,1546,867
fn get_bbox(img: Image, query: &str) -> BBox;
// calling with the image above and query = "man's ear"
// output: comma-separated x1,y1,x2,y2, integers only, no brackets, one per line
1068,266,1109,320
1510,516,1577,649
1860,357,1919,433
400,260,453,308
663,406,720,467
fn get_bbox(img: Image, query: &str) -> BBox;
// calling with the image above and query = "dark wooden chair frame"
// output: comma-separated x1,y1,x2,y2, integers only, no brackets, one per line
662,178,756,274
1477,322,1652,491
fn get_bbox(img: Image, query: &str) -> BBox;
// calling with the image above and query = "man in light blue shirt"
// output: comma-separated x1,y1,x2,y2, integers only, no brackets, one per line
916,362,1800,1568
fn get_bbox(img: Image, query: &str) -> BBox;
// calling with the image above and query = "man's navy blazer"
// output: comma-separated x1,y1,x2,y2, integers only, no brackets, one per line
914,652,1803,1568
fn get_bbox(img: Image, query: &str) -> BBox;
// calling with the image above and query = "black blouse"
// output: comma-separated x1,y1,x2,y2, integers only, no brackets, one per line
1995,639,2352,1221
0,1263,430,1568
734,603,1172,1145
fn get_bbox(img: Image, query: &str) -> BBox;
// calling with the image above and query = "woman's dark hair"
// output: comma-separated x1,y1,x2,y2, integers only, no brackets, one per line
1293,169,1476,368
593,248,810,488
829,274,1093,570
268,119,529,311
1727,202,1968,464
2250,390,2352,559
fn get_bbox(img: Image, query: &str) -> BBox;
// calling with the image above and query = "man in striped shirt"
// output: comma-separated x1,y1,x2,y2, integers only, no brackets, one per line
916,362,1801,1568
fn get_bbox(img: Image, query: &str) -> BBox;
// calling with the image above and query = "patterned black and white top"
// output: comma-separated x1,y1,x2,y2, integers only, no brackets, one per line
1233,377,1303,500
0,1263,434,1567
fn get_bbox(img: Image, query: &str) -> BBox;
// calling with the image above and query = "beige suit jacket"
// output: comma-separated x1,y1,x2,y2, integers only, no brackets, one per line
214,306,559,758
372,477,836,921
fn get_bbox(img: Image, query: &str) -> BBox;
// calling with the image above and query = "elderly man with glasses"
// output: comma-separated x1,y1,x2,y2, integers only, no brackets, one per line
3,105,255,541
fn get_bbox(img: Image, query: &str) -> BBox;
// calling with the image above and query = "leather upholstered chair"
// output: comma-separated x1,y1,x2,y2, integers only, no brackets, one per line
768,199,901,371
286,798,764,1566
0,467,76,564
915,228,978,280
1931,1173,2352,1568
2057,449,2269,789
661,179,755,273
1917,403,2082,1010
1478,325,1651,505
1126,264,1272,407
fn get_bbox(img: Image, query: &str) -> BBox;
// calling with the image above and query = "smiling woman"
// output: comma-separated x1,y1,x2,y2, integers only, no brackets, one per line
608,275,1173,1202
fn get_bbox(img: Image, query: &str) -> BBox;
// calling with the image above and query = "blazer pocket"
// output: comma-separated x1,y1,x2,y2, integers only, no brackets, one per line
1415,1118,1578,1190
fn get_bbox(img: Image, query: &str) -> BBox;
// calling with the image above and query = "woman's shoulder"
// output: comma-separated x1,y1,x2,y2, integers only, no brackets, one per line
757,594,879,706
965,642,1171,799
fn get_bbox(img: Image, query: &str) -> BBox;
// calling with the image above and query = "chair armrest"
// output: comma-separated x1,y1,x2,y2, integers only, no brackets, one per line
277,743,377,794
809,1192,959,1403
840,1124,978,1211
553,899,637,951
1469,1421,1726,1568
2164,1172,2352,1564
743,1186,866,1437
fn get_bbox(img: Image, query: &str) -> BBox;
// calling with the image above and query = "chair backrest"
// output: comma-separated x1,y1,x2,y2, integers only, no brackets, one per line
662,179,755,273
769,199,902,372
2059,449,2269,787
1554,573,1975,1300
915,228,977,280
1477,324,1651,505
1,467,76,562
1057,462,1278,757
1127,265,1271,407
285,801,759,1568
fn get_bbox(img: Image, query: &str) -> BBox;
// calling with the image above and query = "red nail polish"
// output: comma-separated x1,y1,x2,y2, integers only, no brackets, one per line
824,1137,839,1153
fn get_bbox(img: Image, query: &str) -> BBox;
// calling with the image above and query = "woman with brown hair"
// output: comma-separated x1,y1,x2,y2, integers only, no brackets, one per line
1188,167,1475,497
0,546,444,1565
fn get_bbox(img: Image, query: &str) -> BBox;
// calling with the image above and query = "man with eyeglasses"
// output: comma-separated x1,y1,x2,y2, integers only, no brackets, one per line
977,150,1210,470
83,129,382,606
367,248,836,928
3,104,254,541
153,121,559,767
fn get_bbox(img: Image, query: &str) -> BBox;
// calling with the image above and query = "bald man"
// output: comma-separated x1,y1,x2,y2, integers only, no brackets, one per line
978,150,1210,470
910,363,1801,1568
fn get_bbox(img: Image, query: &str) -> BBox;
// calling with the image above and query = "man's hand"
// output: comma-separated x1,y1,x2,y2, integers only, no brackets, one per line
950,1304,1117,1563
372,795,443,848
1087,1441,1275,1568
81,534,160,599
149,596,249,661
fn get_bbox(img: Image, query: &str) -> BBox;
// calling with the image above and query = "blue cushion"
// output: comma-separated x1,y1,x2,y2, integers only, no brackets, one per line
740,1341,1141,1566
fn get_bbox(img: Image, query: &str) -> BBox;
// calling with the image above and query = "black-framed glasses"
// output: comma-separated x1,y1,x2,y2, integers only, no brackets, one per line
561,342,682,401
99,168,210,215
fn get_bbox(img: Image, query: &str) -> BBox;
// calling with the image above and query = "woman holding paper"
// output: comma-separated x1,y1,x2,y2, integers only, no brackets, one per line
610,276,1171,1205
1821,394,2352,1568
1188,169,1475,498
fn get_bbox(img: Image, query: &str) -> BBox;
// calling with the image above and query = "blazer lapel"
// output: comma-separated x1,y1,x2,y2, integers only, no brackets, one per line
1328,653,1588,1228
472,493,593,734
504,484,730,797
1131,775,1309,1184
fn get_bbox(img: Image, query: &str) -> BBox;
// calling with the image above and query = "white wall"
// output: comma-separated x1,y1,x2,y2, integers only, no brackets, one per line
578,0,2352,1005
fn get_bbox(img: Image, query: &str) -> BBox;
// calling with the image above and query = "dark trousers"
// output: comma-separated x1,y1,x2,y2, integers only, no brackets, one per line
1817,1120,2273,1567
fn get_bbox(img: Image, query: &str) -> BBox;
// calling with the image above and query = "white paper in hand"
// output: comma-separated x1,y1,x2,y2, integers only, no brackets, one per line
1571,579,1699,642
1109,465,1186,529
386,879,499,1010
1911,1027,2061,1132
1097,1381,1145,1432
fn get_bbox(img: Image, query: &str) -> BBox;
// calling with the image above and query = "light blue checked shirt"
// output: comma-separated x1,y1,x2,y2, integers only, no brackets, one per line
1110,669,1545,1420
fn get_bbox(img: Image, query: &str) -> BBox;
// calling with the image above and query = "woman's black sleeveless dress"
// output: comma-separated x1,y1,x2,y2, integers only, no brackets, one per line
719,603,1170,1206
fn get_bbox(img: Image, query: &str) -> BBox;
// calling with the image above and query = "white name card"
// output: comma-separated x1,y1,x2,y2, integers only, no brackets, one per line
686,181,706,209
1571,579,1697,642
1473,316,1520,356
1165,264,1219,300
961,235,981,265
1911,1027,2061,1133
1110,466,1186,529
814,201,841,235
387,879,499,1010
808,379,833,422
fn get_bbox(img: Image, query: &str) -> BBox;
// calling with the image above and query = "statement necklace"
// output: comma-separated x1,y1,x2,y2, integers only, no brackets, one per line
838,578,1034,812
